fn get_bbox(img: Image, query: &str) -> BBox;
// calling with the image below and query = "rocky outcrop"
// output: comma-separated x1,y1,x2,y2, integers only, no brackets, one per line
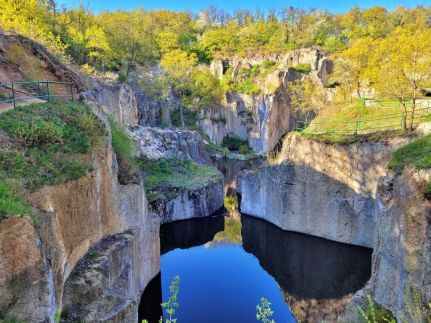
131,126,211,164
81,81,139,127
367,168,431,319
128,68,180,127
201,48,332,154
238,133,409,247
152,179,224,225
0,125,160,322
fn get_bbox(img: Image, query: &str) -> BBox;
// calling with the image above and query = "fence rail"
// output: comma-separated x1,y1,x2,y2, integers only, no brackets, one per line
296,101,431,135
0,80,75,108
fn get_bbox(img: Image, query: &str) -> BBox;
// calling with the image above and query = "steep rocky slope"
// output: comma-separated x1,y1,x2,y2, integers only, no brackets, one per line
238,129,431,318
201,48,332,154
238,133,409,247
0,119,160,322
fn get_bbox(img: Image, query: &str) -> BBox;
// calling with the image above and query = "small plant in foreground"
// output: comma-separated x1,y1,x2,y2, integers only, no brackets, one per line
357,294,396,323
161,275,181,323
256,297,275,323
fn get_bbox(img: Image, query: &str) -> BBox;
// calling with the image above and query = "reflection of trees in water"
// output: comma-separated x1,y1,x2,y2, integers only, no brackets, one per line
213,216,242,244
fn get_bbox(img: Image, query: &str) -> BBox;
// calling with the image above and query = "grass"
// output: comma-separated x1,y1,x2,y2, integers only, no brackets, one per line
389,135,431,173
108,117,138,184
0,101,105,221
300,98,431,143
138,157,222,202
293,63,311,74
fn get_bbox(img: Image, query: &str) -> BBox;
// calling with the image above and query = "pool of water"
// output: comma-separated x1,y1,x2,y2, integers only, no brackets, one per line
139,214,372,323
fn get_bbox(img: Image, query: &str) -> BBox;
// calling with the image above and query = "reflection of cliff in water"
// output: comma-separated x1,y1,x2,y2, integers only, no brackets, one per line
138,273,162,323
160,215,224,254
241,215,372,322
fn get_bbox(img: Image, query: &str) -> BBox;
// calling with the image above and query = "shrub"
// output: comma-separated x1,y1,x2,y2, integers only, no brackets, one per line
222,135,248,151
0,180,31,219
239,144,250,154
293,63,312,74
118,72,127,83
13,119,63,147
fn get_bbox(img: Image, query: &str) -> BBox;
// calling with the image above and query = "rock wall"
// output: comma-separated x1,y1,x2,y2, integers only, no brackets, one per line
201,48,332,154
368,168,431,318
0,125,160,322
128,68,180,127
153,180,224,225
131,126,211,164
238,133,408,247
81,81,139,127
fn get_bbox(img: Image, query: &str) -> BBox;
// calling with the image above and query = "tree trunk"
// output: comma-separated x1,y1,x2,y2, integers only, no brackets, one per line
180,106,185,128
410,97,416,131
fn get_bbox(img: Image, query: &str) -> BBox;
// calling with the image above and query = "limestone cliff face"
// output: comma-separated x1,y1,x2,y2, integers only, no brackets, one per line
81,81,139,127
238,133,408,247
0,127,160,322
201,48,332,154
155,180,224,224
368,168,431,318
131,126,211,165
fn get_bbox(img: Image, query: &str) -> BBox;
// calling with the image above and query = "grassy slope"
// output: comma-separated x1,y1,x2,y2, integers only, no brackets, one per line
138,157,222,202
0,101,104,221
389,135,431,194
389,135,431,172
302,99,431,143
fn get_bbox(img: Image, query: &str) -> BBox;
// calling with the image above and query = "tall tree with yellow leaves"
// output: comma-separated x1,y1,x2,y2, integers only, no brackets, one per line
368,27,431,130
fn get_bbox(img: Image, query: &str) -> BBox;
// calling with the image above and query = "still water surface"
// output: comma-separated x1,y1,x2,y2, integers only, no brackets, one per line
139,213,372,323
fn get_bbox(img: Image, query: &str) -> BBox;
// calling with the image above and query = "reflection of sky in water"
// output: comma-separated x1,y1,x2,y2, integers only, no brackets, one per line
161,244,296,323
151,214,372,323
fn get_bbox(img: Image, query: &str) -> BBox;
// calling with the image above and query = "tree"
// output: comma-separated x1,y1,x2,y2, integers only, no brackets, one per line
368,28,431,130
341,36,375,98
160,49,197,127
289,77,328,122
330,58,357,102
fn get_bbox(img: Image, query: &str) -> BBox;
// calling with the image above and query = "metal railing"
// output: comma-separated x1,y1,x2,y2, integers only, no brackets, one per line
296,102,431,135
0,80,75,108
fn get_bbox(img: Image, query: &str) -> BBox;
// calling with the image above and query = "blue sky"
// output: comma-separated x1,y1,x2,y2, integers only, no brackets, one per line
58,0,431,13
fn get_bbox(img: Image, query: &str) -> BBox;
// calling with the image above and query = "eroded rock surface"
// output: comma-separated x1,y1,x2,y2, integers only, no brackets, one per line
201,48,332,154
131,126,211,165
81,81,139,127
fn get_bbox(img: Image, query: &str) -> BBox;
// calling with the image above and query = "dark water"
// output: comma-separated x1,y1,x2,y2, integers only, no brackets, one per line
139,158,372,323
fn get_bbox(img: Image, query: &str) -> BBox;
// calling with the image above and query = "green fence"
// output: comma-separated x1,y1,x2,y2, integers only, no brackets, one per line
297,103,431,135
0,80,75,108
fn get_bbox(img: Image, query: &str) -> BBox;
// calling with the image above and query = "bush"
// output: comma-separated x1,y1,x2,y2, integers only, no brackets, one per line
239,144,250,154
12,119,63,147
293,63,312,74
0,180,31,219
222,135,248,151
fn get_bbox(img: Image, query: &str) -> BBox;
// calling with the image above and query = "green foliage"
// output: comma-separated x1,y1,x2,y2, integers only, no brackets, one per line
138,158,221,201
161,276,181,323
357,294,396,323
0,102,104,221
108,117,138,184
292,63,311,74
389,135,431,173
171,109,198,128
0,180,31,220
256,298,275,323
222,135,249,151
205,142,229,158
239,144,250,155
